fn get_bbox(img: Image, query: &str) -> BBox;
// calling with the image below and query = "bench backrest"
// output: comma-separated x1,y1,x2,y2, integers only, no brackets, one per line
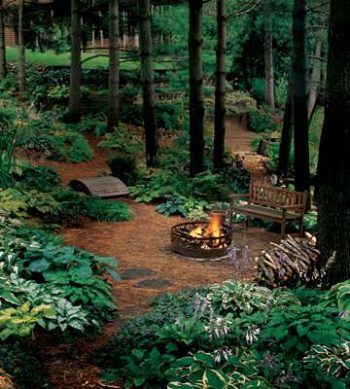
249,183,307,213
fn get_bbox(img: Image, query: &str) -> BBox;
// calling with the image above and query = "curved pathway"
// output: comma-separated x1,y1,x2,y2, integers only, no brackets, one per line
36,124,276,388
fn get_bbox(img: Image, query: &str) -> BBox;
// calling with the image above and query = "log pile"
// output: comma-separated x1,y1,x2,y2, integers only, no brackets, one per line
256,232,320,287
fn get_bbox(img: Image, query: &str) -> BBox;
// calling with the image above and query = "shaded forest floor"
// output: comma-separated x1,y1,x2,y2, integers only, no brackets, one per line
35,119,275,388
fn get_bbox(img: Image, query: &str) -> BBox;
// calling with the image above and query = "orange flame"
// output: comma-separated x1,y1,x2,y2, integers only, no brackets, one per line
207,212,224,238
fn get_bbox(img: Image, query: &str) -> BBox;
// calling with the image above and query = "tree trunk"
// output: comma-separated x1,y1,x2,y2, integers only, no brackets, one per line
189,0,205,176
307,40,322,119
292,0,310,193
68,0,81,122
138,0,159,166
264,0,275,109
317,0,350,285
278,74,293,177
108,0,119,131
18,0,25,100
213,0,227,169
0,0,6,79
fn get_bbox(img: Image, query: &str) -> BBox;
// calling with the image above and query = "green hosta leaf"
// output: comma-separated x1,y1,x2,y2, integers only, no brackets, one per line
168,383,195,389
194,352,215,368
203,369,228,389
106,268,121,282
0,289,21,305
70,265,93,279
96,256,117,266
28,258,50,273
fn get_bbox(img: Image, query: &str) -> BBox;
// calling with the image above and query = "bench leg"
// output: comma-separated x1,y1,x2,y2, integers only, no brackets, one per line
299,218,304,237
281,221,286,238
245,216,250,230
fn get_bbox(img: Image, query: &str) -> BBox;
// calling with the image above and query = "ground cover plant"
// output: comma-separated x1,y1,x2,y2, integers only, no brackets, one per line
101,128,251,219
99,281,350,389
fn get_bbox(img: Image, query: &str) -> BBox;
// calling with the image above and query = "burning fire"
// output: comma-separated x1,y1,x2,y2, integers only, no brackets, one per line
189,212,225,242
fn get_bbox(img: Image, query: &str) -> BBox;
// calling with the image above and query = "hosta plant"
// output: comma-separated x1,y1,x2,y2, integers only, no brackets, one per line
304,342,350,385
0,302,54,340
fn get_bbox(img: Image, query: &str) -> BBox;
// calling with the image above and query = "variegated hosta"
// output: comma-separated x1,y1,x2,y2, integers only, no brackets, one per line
329,280,350,319
304,342,350,378
207,280,273,316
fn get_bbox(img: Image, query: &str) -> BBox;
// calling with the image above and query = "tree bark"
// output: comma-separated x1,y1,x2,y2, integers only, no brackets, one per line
292,0,310,193
108,0,120,131
317,0,350,284
0,0,6,79
278,74,293,177
264,0,275,109
307,40,322,119
189,0,205,176
138,0,159,166
18,0,25,100
68,0,82,122
213,0,227,169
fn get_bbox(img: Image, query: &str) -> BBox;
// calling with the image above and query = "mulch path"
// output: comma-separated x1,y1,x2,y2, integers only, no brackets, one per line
34,123,278,388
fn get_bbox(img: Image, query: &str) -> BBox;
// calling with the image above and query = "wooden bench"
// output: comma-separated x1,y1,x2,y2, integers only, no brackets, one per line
230,183,307,237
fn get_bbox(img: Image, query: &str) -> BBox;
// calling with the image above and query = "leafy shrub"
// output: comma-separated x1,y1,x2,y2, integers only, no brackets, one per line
18,118,94,163
0,233,119,330
0,302,54,340
156,102,185,131
275,76,288,108
0,188,28,217
329,279,350,318
119,104,144,126
99,126,143,155
156,195,210,218
248,109,278,133
85,197,132,222
251,77,265,103
0,342,49,389
304,343,350,387
98,282,350,388
16,166,61,192
26,190,61,216
52,187,87,225
0,122,18,188
72,115,108,136
0,187,61,218
121,84,139,102
108,154,137,185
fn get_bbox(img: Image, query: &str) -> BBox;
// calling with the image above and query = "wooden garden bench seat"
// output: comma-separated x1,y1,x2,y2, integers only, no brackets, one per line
230,183,307,237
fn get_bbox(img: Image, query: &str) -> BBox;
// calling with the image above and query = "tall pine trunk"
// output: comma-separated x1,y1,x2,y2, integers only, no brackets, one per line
0,0,6,79
138,0,158,166
278,74,293,177
18,0,25,100
68,0,81,122
317,0,350,284
189,0,205,176
264,0,275,109
213,0,227,169
292,0,310,193
307,40,322,119
108,0,119,131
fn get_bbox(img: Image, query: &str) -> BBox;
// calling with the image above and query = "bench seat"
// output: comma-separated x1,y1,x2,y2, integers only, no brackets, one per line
231,204,302,223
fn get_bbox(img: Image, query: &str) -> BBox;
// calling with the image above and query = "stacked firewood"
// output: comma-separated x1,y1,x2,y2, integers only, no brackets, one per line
256,232,320,287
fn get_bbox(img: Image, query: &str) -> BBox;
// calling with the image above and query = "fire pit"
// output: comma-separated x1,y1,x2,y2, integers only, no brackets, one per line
171,211,233,259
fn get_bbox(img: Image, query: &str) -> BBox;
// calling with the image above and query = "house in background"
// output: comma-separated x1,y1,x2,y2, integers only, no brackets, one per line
3,0,141,50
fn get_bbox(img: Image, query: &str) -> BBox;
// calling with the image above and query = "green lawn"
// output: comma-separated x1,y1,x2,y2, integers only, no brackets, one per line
5,47,169,70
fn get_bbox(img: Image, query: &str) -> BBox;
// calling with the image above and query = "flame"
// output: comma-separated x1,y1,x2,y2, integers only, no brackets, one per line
207,213,223,239
189,212,225,241
189,226,205,238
